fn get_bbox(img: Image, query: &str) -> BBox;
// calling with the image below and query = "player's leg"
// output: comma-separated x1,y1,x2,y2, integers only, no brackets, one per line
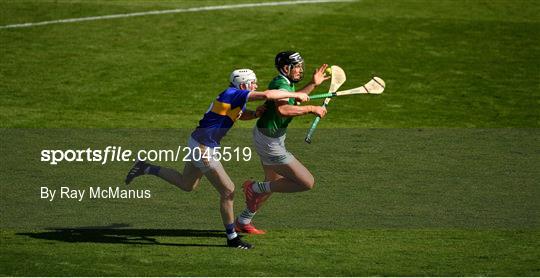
235,164,278,234
126,136,206,189
237,126,313,234
249,126,314,193
204,164,253,249
204,166,235,226
247,156,315,198
183,136,251,248
242,157,314,216
156,162,203,191
237,157,314,235
262,156,315,192
236,157,314,234
125,160,203,192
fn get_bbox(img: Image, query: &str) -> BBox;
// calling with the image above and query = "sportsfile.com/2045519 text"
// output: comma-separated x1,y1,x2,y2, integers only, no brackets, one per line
40,146,252,165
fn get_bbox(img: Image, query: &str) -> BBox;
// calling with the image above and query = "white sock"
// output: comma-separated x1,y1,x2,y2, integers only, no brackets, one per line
227,232,238,240
251,181,271,193
238,208,256,224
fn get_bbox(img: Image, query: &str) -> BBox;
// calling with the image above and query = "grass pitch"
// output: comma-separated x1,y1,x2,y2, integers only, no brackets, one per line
1,0,539,276
1,0,539,128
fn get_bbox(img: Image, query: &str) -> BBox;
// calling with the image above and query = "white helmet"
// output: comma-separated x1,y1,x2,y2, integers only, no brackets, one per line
230,69,257,89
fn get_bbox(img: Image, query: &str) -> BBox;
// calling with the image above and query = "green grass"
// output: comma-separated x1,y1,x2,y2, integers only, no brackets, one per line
1,0,539,128
1,128,539,276
2,229,539,276
1,0,539,276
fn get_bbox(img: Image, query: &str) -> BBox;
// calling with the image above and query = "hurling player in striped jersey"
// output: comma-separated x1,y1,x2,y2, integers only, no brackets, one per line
125,69,309,249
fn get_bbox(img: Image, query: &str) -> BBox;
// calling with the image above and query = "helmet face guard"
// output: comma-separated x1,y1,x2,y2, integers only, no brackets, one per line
286,62,304,83
275,51,304,83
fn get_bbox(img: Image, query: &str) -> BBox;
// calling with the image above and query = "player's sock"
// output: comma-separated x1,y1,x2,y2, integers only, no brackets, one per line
237,208,256,224
251,181,271,193
144,164,161,176
225,223,238,240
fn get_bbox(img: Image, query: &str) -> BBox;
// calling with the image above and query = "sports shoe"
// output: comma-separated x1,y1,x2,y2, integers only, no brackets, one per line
227,236,253,249
125,160,148,185
235,219,266,235
243,180,270,212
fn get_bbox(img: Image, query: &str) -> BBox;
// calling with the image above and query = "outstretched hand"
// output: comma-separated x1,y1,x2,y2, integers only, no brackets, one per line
311,64,331,86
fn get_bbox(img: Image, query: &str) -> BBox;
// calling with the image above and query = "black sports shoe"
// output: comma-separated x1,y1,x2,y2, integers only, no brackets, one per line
227,236,253,249
125,160,148,185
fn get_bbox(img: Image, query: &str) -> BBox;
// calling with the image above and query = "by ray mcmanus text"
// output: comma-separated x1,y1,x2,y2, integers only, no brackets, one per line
41,186,152,202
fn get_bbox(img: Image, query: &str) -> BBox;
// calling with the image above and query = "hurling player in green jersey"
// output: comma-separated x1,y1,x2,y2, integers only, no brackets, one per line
235,51,330,234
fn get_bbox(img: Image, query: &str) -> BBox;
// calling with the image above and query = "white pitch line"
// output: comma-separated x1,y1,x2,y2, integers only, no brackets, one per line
0,0,357,29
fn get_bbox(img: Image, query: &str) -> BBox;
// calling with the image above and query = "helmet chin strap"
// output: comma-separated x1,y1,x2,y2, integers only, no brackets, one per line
278,66,289,78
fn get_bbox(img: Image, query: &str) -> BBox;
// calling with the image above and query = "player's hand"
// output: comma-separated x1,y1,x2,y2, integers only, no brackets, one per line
311,64,331,86
294,93,310,103
255,105,267,117
310,106,327,118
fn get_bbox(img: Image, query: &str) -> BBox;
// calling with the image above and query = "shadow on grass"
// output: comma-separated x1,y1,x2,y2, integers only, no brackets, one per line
17,223,227,247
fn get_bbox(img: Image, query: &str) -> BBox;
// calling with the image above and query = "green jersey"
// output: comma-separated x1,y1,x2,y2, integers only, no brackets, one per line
256,75,297,138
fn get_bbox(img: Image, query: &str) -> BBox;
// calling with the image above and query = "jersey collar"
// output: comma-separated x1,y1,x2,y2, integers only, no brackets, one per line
278,74,292,85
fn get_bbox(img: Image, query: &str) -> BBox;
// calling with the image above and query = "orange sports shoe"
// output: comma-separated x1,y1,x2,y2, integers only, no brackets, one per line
235,219,266,235
243,180,270,212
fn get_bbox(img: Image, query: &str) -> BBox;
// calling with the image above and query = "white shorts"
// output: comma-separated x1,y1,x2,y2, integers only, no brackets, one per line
253,126,294,165
187,136,223,173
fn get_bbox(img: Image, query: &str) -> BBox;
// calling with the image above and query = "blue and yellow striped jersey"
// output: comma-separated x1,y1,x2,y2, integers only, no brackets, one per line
191,87,250,147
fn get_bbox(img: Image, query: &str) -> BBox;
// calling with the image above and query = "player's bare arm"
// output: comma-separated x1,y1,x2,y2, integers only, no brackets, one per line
275,100,327,118
248,90,309,102
239,110,258,120
239,105,266,120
